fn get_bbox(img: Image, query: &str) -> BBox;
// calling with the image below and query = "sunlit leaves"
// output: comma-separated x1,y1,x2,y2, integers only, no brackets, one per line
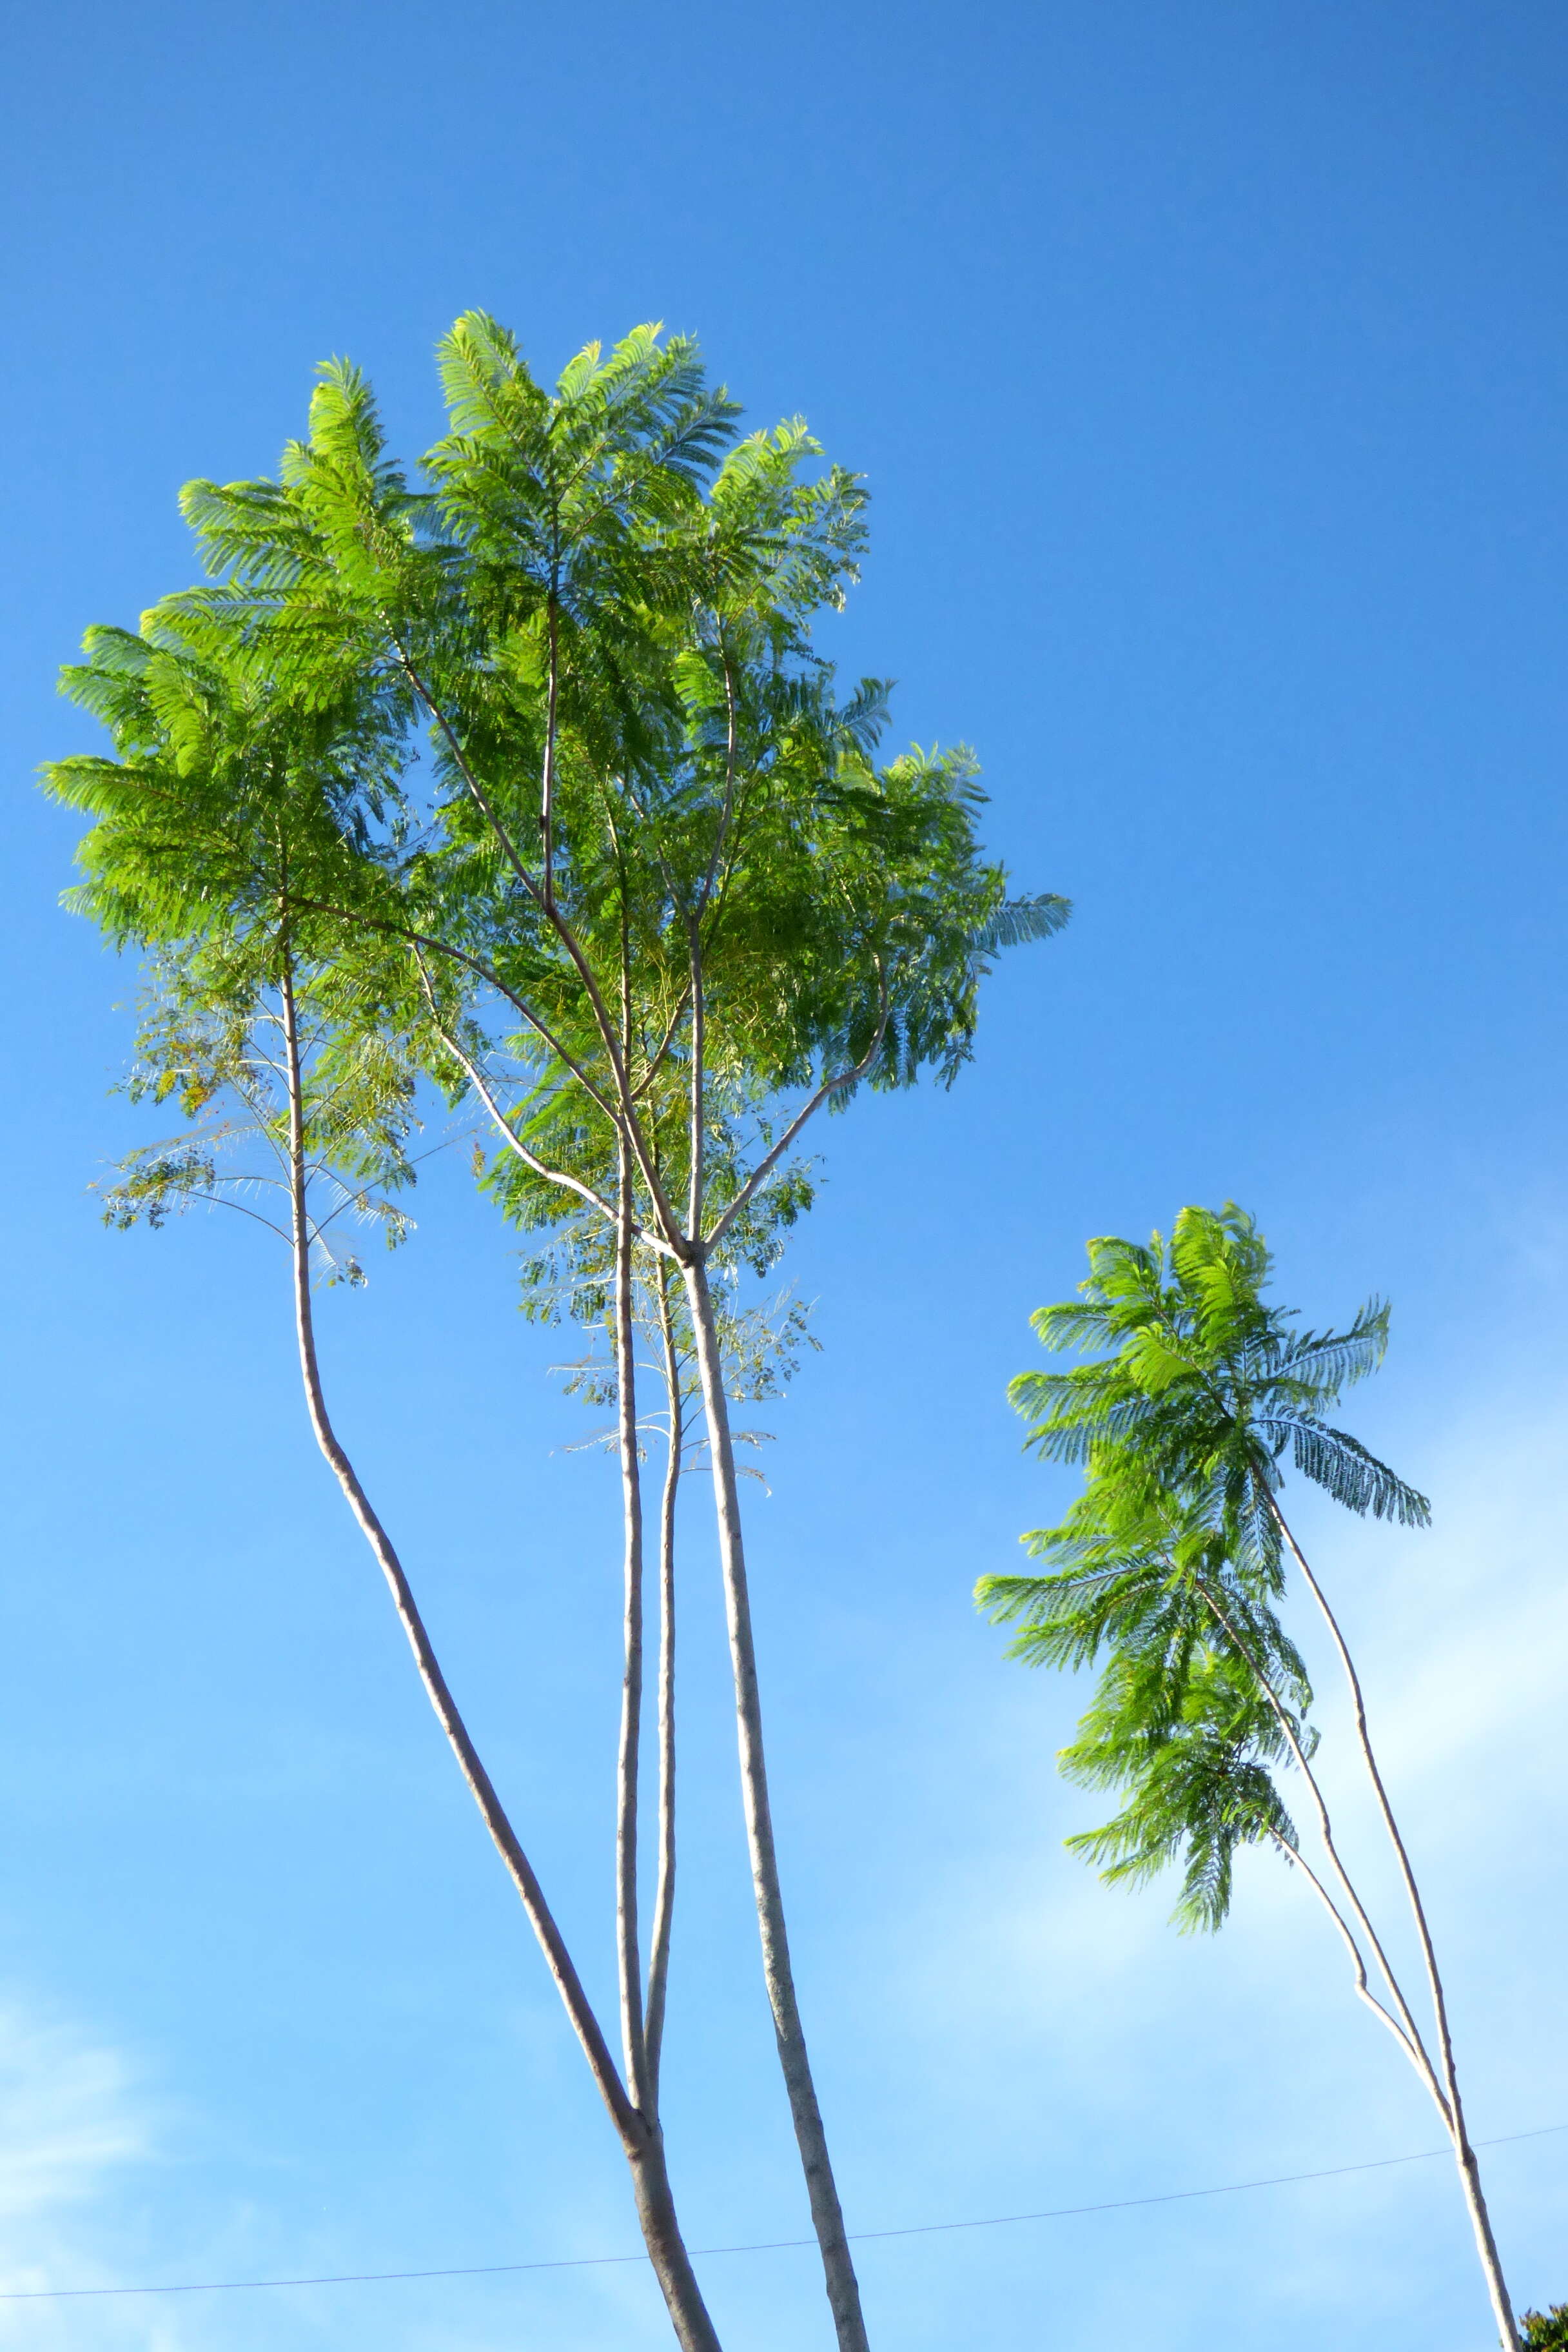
983,1204,1425,1930
97,957,419,1288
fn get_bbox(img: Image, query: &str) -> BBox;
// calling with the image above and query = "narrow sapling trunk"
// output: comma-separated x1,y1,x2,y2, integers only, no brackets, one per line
681,1248,870,2352
278,961,722,2352
614,1139,653,2113
1270,1495,1520,2352
1191,1576,1446,2099
644,1269,683,2095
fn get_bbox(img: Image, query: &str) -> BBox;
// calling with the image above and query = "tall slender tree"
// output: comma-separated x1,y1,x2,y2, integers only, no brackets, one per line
44,615,727,2352
161,316,1068,2349
979,1204,1519,2348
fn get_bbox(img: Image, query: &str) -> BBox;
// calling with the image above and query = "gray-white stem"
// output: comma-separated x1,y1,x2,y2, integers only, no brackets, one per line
1270,1495,1518,2351
1268,1833,1427,2072
644,1268,683,2097
1190,1573,1448,2119
614,1139,652,2115
682,1251,870,2352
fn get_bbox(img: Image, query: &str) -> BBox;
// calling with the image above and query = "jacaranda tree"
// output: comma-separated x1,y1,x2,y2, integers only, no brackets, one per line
48,317,1066,2352
979,1204,1520,2350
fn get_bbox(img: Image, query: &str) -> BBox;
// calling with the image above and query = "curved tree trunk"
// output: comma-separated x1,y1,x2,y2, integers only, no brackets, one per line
279,962,721,2352
681,1250,870,2352
1271,1498,1519,2352
1191,1575,1448,2106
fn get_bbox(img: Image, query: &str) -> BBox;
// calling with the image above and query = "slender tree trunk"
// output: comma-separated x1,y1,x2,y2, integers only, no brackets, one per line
645,1270,683,2096
277,963,722,2352
681,1249,870,2352
627,2128,719,2346
1267,1833,1435,2072
1191,1576,1447,2106
1270,1497,1518,2352
541,592,560,908
614,1139,653,2113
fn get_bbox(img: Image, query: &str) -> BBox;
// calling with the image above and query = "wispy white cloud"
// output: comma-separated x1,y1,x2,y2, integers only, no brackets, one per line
0,2004,147,2231
0,1996,193,2352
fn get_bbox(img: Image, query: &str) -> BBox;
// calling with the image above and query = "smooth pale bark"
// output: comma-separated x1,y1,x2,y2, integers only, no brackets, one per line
1269,1496,1519,2352
1266,1832,1438,2075
681,1249,870,2352
644,1273,683,2097
1191,1576,1445,2099
614,1141,653,2113
278,963,721,2352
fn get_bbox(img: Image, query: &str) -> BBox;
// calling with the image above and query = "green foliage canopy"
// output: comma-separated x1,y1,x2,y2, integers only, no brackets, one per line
980,1204,1429,1929
133,318,1064,1263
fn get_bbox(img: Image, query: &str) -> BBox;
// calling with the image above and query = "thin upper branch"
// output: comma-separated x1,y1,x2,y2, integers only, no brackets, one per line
692,644,739,924
1268,1833,1429,2073
1189,1566,1451,2127
1269,1496,1472,2148
415,967,643,1241
686,922,704,1241
703,981,888,1255
392,653,681,1238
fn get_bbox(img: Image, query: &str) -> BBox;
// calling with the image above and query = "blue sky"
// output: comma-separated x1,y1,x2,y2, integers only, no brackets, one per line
2,3,1565,2346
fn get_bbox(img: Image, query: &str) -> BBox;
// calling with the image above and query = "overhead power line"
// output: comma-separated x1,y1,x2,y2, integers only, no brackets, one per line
3,2120,1562,2304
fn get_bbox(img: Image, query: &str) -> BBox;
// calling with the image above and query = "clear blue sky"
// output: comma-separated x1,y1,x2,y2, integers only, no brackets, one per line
2,4,1565,2347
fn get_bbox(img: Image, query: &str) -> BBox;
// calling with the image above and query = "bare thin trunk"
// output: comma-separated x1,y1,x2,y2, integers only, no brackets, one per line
1268,1832,1432,2075
541,594,560,908
277,963,721,2352
686,937,704,1240
681,1250,870,2352
615,1139,653,2112
645,1271,683,2095
1191,1576,1446,2108
1270,1496,1518,2351
628,2129,720,2348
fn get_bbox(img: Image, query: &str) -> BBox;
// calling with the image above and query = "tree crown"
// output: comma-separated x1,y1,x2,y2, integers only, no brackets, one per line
981,1204,1428,1929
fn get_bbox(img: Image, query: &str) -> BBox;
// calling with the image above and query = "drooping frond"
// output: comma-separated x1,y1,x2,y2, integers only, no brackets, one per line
970,892,1073,956
1058,1641,1300,1933
1269,1418,1432,1526
1266,1300,1392,1398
